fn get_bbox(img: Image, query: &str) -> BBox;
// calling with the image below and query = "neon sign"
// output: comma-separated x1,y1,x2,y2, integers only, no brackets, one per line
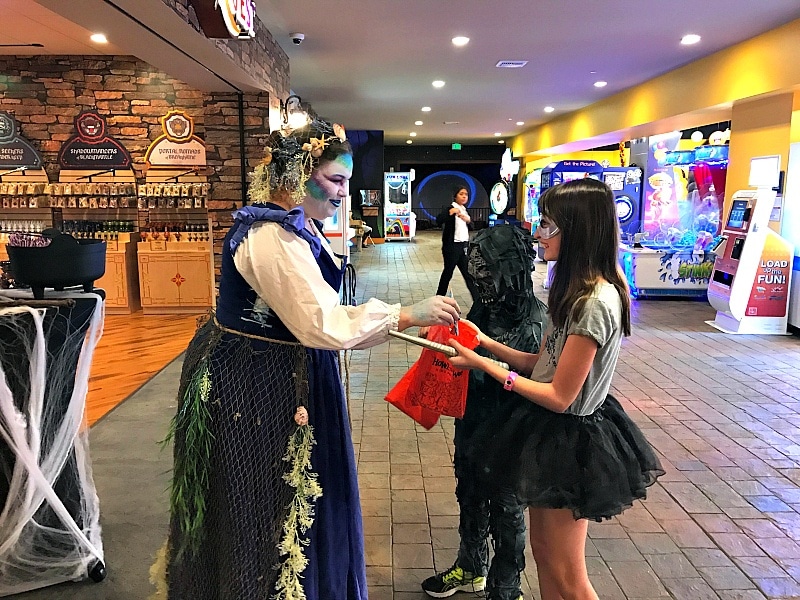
217,0,255,39
188,0,255,39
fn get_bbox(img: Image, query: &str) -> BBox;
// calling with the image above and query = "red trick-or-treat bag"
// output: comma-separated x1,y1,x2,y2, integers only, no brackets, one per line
385,322,479,427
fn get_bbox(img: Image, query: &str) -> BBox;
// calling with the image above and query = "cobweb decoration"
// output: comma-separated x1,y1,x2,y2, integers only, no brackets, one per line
0,293,105,596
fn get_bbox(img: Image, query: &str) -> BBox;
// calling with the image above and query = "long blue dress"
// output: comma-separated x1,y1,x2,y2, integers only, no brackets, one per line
167,204,367,599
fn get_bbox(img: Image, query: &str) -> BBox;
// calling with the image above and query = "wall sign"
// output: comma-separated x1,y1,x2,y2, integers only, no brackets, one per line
0,111,43,169
188,0,256,39
145,110,207,168
57,111,132,169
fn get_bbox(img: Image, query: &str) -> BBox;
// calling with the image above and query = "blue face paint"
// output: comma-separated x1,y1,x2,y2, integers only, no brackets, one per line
302,153,354,221
306,177,327,202
337,153,354,171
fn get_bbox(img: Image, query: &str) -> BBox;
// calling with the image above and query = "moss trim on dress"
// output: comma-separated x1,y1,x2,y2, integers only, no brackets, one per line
165,317,323,598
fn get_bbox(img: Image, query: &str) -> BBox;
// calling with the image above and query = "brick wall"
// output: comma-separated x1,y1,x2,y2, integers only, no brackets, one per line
204,91,271,272
0,55,275,276
0,56,205,178
161,0,290,100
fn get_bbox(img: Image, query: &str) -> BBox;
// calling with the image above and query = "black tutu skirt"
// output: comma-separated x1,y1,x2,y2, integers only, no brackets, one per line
470,394,664,522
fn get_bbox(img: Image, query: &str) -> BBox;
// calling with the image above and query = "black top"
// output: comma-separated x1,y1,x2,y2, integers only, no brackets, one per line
437,206,471,245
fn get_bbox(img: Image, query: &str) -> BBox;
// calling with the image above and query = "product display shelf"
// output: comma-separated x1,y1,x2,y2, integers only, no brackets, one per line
56,170,141,313
136,216,214,314
136,167,213,314
0,168,52,277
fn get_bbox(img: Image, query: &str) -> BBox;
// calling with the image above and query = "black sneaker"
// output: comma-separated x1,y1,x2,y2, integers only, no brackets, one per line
421,563,486,598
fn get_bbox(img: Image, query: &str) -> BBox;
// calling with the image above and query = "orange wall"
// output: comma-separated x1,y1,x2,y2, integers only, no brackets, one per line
512,18,800,158
792,91,800,143
726,94,793,207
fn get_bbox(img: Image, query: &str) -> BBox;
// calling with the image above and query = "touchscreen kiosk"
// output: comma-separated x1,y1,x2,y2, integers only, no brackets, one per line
706,157,793,334
726,199,748,229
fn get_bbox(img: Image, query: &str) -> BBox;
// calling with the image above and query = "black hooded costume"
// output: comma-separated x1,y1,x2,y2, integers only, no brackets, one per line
451,225,547,600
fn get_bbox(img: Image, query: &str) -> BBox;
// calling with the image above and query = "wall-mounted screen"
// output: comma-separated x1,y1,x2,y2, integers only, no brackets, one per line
748,155,781,189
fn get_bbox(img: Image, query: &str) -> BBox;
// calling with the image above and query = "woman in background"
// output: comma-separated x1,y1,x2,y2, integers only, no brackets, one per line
436,186,479,300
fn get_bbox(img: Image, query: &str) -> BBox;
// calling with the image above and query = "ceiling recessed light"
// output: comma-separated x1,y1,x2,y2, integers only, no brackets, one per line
432,80,445,88
421,106,431,112
516,121,524,126
594,80,608,88
410,132,417,137
406,139,413,144
414,120,423,126
90,33,108,44
498,140,505,144
681,34,701,45
452,36,469,46
494,132,502,137
544,106,555,113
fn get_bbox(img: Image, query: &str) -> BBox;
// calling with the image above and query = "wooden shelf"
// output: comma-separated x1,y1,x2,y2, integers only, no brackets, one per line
137,241,214,314
96,234,140,314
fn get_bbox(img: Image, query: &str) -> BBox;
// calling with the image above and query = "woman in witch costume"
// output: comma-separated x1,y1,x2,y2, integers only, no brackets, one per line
165,118,460,600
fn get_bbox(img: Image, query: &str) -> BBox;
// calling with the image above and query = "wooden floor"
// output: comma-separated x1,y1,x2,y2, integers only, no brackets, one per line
86,312,202,426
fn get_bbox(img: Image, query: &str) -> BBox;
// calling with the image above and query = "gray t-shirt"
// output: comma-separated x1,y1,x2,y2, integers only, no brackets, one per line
530,282,622,416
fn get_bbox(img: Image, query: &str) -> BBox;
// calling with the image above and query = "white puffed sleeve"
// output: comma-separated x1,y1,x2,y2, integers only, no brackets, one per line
233,222,401,350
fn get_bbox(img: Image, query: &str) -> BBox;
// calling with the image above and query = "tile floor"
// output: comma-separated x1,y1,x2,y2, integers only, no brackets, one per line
349,230,800,600
13,228,800,600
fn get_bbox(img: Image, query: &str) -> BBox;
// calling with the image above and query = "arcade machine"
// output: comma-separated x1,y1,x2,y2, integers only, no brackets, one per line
537,160,604,287
602,166,643,239
538,159,604,256
488,148,520,227
383,171,415,241
488,181,511,226
522,168,543,231
707,155,793,334
540,159,604,190
781,142,800,331
618,144,725,298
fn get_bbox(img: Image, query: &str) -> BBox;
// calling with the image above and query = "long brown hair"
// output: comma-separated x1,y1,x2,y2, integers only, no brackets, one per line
539,178,631,336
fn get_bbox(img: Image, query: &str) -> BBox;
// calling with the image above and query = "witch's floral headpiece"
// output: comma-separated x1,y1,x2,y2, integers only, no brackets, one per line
248,118,348,205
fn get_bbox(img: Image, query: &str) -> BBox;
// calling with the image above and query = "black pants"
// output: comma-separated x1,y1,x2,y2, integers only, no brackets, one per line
454,418,525,600
437,241,478,300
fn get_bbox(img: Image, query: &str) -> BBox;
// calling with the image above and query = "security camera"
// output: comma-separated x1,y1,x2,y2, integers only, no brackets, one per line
290,33,305,45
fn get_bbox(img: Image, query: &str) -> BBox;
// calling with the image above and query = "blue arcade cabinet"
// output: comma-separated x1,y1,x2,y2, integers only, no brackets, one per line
540,160,604,190
537,160,604,263
602,166,644,239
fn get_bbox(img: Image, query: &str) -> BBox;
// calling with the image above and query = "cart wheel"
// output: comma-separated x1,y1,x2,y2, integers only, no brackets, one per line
88,560,107,582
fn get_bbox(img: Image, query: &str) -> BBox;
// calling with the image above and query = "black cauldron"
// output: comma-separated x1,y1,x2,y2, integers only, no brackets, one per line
7,231,106,300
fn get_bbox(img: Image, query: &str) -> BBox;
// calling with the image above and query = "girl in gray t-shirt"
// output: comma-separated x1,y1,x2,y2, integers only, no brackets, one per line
449,178,663,600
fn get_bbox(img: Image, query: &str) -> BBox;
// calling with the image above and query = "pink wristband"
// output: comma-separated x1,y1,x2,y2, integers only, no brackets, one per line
503,371,518,391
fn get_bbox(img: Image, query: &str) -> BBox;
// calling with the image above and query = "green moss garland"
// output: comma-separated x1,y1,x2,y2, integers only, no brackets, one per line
271,423,322,600
164,362,213,560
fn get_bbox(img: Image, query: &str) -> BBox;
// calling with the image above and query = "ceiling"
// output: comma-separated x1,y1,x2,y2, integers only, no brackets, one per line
256,0,800,144
0,0,125,55
5,1,800,147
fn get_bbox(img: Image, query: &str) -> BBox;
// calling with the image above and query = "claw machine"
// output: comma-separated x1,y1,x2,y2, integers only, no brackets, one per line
384,171,415,240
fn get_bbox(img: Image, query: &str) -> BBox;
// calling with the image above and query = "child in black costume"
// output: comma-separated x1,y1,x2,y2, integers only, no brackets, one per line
422,225,547,600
